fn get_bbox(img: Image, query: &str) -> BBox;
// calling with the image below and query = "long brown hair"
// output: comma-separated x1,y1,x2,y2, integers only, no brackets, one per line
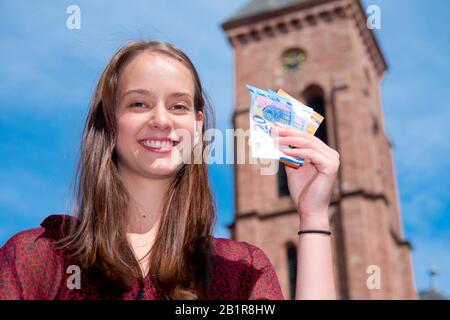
58,40,217,299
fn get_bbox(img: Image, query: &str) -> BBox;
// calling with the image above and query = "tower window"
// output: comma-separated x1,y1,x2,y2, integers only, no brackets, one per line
263,25,274,37
277,162,290,197
287,243,298,299
276,22,288,33
290,18,301,30
303,85,328,145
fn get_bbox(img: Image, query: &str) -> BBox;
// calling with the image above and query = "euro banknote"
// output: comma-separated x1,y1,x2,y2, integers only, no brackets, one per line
247,84,324,169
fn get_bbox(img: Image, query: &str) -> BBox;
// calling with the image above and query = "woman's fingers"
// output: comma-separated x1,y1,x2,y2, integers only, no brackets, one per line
274,134,333,158
271,123,304,138
272,125,324,146
272,124,339,160
276,135,317,150
282,147,340,175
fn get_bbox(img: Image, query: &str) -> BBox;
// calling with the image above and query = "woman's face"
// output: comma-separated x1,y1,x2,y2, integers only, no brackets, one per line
115,51,203,178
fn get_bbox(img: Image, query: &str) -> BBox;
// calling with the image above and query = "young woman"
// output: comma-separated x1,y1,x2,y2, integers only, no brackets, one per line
0,40,339,300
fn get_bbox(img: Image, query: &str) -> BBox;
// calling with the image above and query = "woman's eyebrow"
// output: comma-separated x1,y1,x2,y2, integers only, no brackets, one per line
121,88,154,98
170,92,192,99
120,90,191,99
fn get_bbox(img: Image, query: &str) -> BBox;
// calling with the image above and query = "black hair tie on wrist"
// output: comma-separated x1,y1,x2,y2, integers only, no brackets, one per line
298,229,332,236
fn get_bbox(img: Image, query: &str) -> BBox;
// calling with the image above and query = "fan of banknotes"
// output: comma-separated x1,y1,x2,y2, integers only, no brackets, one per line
247,84,324,169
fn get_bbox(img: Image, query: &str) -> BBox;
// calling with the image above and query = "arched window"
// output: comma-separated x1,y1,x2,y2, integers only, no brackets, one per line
303,85,328,144
286,242,298,299
278,85,328,197
277,162,290,197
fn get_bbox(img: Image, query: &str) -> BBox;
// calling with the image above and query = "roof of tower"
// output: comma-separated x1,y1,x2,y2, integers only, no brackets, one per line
223,0,311,28
227,0,306,22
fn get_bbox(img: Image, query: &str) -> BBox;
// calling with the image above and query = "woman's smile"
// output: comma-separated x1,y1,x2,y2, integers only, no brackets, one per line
138,137,180,154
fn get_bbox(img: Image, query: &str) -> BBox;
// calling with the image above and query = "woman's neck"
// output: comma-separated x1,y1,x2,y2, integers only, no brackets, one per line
118,166,174,276
118,165,173,235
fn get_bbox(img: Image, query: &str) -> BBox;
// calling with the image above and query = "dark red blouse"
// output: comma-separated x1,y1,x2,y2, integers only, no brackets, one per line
0,215,284,300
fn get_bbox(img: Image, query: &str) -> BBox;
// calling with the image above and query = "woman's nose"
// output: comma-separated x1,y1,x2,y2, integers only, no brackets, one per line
149,104,172,130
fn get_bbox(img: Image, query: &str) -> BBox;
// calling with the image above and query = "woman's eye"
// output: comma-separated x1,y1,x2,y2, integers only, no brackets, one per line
171,104,190,111
129,102,146,108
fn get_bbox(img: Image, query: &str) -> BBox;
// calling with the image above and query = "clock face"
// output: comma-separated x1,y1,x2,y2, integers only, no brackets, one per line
282,49,307,71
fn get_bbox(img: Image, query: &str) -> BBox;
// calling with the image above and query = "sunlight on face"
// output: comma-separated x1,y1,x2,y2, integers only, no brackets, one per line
115,52,204,179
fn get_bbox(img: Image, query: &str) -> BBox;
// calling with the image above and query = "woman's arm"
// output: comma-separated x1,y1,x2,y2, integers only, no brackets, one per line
272,122,340,300
296,212,336,300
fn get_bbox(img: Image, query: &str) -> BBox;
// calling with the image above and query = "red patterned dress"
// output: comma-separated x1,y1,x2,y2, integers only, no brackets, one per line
0,215,285,300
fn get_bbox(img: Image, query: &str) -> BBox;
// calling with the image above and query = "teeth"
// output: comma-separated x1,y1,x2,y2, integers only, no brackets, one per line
142,140,173,148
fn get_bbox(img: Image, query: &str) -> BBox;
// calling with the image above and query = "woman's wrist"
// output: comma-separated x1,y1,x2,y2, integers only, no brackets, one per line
298,210,330,230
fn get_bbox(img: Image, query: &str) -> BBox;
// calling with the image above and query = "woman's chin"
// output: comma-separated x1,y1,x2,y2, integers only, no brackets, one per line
143,160,183,178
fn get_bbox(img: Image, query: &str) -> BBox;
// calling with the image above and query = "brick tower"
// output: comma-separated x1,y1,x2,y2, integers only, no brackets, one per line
222,0,417,299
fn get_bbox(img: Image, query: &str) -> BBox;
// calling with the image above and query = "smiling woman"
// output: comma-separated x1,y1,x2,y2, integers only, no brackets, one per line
0,40,284,300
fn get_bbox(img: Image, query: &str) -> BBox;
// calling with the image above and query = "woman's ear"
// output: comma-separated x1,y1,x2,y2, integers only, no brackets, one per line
194,111,204,144
196,111,204,127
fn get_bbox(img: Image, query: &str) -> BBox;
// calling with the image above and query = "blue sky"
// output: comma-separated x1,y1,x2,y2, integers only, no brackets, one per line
0,0,449,297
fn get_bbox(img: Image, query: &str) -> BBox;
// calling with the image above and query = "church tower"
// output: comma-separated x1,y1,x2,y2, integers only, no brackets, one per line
222,0,417,299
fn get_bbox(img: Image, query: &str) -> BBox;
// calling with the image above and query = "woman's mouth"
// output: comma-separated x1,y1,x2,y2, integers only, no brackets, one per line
139,138,180,154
